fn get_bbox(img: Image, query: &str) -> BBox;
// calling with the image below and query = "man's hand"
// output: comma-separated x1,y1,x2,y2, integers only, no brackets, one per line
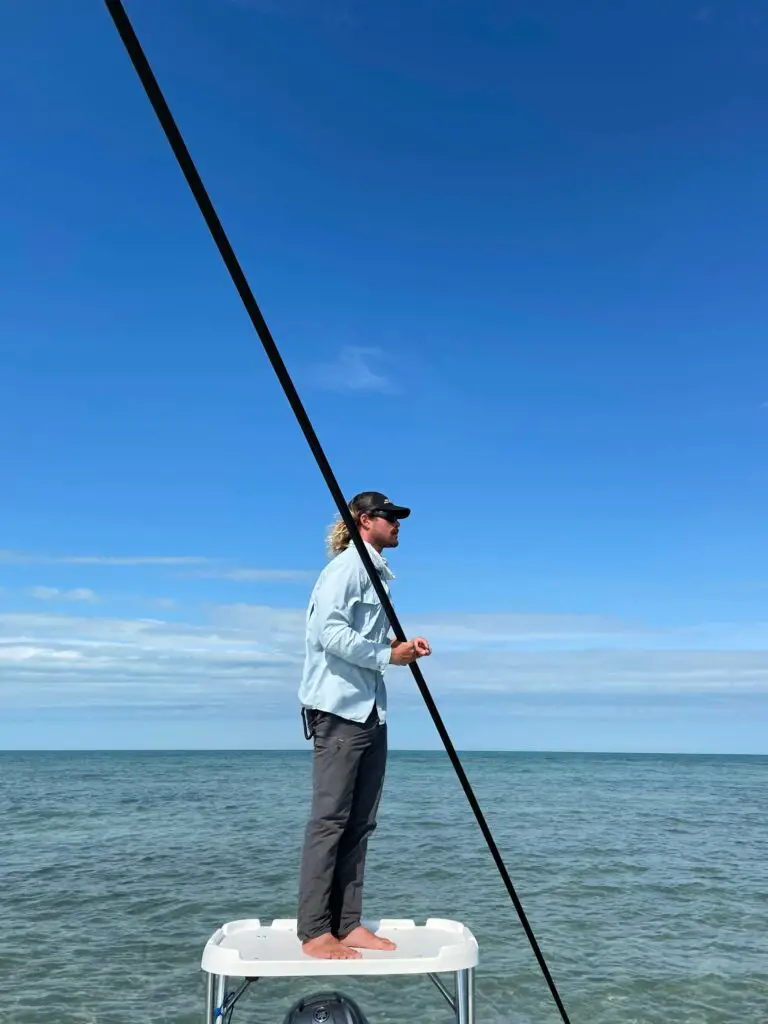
390,636,432,665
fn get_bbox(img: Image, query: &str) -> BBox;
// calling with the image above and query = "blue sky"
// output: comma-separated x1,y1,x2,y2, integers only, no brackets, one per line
1,0,766,751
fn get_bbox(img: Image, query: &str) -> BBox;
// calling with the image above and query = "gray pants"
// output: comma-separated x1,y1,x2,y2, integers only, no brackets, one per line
297,707,387,942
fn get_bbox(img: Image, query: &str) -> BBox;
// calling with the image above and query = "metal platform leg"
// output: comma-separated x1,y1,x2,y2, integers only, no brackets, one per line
204,973,230,1023
205,973,216,1024
216,975,230,1021
455,967,475,1024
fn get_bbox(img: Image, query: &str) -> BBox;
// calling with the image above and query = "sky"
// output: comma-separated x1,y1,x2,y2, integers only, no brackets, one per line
1,0,767,752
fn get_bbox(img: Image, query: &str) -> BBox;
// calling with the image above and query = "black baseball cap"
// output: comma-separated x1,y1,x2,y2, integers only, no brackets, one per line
351,491,411,519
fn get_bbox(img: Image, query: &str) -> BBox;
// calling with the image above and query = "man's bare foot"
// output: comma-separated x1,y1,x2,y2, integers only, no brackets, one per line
340,925,397,951
302,933,362,959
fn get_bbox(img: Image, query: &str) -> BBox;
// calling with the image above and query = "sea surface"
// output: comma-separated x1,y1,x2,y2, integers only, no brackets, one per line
2,750,766,1024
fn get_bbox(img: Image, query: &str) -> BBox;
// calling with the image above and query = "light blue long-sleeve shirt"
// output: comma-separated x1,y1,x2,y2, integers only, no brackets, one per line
298,541,394,723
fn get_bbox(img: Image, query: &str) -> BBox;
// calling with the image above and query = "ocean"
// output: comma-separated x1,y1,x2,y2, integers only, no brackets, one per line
2,750,766,1024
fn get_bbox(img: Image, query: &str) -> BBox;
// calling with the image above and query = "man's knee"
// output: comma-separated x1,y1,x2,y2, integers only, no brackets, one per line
307,811,351,841
338,813,378,850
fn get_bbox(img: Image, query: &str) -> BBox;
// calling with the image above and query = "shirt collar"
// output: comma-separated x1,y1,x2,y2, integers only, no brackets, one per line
363,541,395,581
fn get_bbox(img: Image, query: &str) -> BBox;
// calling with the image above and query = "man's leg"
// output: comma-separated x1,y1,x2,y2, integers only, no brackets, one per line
332,716,395,950
296,711,370,958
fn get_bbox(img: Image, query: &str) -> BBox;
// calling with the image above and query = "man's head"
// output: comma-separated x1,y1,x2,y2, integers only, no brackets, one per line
351,491,410,553
326,491,411,557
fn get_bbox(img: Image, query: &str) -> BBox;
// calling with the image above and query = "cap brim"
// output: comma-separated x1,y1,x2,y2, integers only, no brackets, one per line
385,504,410,519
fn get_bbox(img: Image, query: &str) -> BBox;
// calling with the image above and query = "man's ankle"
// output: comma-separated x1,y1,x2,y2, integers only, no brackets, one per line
301,931,335,944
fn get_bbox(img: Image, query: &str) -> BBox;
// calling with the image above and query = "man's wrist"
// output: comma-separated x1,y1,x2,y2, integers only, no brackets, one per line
376,644,393,672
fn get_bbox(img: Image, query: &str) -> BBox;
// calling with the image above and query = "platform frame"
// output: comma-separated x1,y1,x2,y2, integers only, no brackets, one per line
201,917,477,1024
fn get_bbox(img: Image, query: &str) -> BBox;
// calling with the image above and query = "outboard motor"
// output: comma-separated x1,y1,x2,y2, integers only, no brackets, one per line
282,991,370,1024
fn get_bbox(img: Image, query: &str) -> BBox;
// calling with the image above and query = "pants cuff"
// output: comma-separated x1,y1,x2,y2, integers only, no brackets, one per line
297,925,332,942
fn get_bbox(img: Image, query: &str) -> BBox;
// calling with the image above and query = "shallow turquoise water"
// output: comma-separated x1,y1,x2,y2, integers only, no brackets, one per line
1,750,766,1024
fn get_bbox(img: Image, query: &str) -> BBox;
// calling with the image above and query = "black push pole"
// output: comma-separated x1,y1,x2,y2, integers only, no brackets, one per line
102,5,573,1020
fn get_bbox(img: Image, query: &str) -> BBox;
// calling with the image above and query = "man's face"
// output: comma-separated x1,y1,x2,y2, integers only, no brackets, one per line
360,510,401,549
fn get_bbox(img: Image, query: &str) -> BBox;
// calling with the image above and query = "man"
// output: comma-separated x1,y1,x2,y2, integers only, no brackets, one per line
296,490,431,960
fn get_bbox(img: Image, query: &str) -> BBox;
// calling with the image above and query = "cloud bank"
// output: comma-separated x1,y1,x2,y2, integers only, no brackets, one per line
1,606,766,719
1,549,312,584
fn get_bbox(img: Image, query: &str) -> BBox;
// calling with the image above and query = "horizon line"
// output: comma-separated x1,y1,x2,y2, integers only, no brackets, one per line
1,747,765,757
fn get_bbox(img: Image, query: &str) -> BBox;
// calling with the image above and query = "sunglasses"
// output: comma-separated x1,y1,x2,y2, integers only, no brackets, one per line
369,510,400,524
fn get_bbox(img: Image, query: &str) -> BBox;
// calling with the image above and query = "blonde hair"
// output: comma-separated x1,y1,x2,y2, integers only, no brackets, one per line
326,512,360,557
325,498,367,558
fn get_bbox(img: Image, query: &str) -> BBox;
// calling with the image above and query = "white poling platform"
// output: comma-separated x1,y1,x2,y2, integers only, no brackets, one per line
202,917,478,977
201,917,478,1024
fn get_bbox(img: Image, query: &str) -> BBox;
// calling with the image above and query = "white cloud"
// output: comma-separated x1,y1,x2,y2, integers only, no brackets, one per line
407,611,640,648
0,644,83,664
190,568,313,582
27,587,99,603
0,606,767,719
0,550,209,566
63,588,99,603
0,608,303,709
1,549,310,584
401,648,768,696
312,346,396,394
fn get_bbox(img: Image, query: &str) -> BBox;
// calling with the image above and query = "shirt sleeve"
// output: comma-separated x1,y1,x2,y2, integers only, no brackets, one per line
314,564,392,672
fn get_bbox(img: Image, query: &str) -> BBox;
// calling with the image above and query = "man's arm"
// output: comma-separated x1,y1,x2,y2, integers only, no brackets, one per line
315,566,392,672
